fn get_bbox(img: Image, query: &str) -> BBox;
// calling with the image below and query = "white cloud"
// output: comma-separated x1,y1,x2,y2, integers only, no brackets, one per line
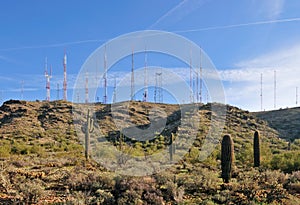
220,43,300,111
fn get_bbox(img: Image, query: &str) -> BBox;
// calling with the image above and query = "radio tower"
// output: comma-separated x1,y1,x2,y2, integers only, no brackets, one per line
143,48,148,102
189,50,193,103
113,76,117,103
44,58,52,102
274,70,277,109
154,70,163,103
260,73,263,111
85,72,89,103
103,46,108,104
131,47,135,101
199,48,203,103
63,52,67,101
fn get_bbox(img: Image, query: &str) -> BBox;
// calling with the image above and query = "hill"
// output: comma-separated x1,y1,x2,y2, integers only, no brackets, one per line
0,100,299,204
254,107,300,141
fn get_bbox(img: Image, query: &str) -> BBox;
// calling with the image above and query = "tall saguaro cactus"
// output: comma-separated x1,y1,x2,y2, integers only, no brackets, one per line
85,109,94,160
221,135,234,183
169,133,176,161
253,131,260,167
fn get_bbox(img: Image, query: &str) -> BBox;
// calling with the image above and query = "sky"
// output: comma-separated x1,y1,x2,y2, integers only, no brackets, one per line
0,0,300,111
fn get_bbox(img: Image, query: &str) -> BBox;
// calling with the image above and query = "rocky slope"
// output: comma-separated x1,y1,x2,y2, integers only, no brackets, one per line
0,99,298,204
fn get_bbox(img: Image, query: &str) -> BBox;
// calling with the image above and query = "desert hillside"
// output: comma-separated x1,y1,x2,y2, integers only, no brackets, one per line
0,100,299,204
254,107,300,141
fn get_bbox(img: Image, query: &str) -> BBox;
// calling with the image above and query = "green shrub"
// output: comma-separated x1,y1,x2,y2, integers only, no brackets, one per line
270,151,300,173
0,143,10,158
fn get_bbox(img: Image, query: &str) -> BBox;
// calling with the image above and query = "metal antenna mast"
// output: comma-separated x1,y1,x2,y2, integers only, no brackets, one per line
85,72,89,103
131,47,135,101
274,70,277,109
154,71,162,103
189,50,193,103
199,48,203,103
103,45,108,104
44,58,52,102
63,51,67,101
113,76,117,103
143,48,148,102
260,73,263,111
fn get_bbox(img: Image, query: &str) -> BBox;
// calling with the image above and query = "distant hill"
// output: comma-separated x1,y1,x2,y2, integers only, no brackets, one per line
254,106,300,141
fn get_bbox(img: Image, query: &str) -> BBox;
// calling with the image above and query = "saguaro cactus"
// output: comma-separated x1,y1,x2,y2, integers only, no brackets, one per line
169,133,176,161
221,134,234,183
253,131,260,167
85,109,94,160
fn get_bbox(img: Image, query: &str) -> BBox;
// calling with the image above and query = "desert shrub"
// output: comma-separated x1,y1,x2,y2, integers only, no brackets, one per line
260,142,273,168
66,168,115,194
235,143,253,167
0,143,10,158
181,168,220,195
270,151,300,172
286,171,300,194
114,177,164,205
232,169,288,204
289,171,300,183
17,179,45,203
30,144,47,157
94,189,115,204
186,147,200,163
11,142,30,155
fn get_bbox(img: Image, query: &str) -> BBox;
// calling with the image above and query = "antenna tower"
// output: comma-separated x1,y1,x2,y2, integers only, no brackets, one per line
63,52,67,101
154,70,163,103
44,58,52,102
189,50,193,103
143,48,148,102
131,47,135,101
113,76,117,103
103,46,108,104
85,72,89,103
199,48,203,103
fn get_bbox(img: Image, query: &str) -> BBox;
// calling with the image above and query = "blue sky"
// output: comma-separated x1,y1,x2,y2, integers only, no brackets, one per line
0,0,300,111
